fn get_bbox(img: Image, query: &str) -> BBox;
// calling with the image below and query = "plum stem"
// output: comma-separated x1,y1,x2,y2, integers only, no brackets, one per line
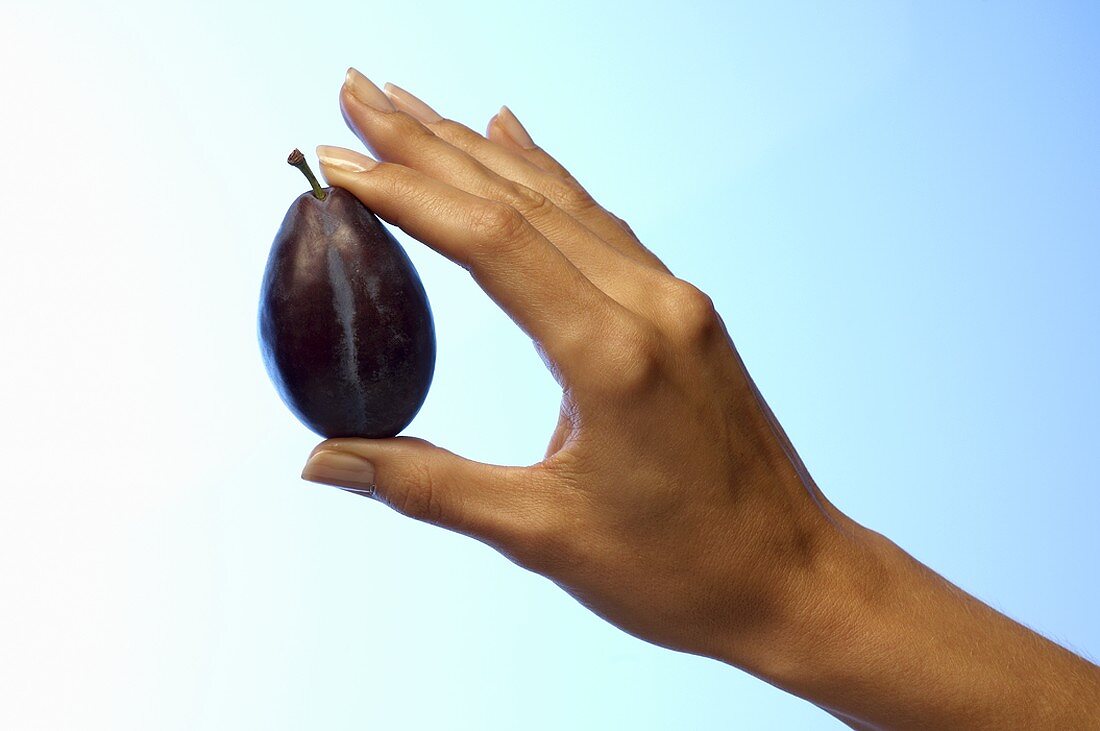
287,149,327,200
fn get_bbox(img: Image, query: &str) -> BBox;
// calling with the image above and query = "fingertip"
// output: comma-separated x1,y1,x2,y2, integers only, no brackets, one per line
316,145,377,175
301,447,377,494
382,82,443,124
487,114,511,145
309,437,383,460
309,438,342,459
496,105,536,149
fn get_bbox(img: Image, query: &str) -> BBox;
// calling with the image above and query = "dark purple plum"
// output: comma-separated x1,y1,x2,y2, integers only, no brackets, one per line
259,149,435,438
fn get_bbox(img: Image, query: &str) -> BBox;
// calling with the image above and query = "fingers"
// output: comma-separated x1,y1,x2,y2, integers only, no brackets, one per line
482,106,670,273
338,76,638,291
302,437,549,547
487,107,578,179
316,145,626,376
339,69,666,272
447,105,662,270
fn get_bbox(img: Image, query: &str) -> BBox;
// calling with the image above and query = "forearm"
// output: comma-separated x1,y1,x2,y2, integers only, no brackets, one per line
731,523,1100,729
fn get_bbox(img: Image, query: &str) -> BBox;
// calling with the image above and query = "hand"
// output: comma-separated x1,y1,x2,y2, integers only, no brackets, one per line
302,68,847,664
301,69,1100,729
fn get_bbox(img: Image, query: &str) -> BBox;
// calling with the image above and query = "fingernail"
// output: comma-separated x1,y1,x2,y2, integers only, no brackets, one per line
302,449,376,494
496,105,535,149
316,145,377,173
383,82,442,124
344,67,396,112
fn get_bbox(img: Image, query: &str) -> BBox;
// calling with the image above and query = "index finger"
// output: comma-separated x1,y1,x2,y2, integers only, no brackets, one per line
316,145,624,379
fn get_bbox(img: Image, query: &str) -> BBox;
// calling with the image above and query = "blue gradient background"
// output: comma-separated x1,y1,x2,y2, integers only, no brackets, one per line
1,2,1097,729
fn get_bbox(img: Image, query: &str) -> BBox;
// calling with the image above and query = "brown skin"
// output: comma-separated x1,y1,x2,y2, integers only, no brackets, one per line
301,70,1100,729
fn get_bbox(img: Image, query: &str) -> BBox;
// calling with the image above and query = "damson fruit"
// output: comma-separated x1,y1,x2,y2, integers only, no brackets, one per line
259,149,435,438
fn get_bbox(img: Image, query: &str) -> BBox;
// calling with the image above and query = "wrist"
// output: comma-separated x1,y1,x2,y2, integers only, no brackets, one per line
726,517,895,688
727,517,1100,728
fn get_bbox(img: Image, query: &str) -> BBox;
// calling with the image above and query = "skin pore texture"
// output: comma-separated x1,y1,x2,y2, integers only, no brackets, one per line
299,68,1100,730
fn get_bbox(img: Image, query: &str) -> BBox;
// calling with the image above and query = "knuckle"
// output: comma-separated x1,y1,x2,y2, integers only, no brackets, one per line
372,166,439,230
467,202,530,254
389,464,446,524
431,118,474,146
375,165,421,203
614,215,639,239
500,183,555,221
589,318,665,395
661,280,719,343
548,178,597,214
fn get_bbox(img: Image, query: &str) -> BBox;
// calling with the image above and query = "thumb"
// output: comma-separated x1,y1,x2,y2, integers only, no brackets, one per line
301,436,530,540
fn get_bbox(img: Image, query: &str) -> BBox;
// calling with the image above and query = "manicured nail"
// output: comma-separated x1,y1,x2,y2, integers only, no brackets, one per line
302,449,376,495
497,105,535,149
316,145,377,173
383,82,442,124
344,67,396,112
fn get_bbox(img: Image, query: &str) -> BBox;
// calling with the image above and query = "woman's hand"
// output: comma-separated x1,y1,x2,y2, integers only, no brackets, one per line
302,67,849,665
301,69,1100,729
